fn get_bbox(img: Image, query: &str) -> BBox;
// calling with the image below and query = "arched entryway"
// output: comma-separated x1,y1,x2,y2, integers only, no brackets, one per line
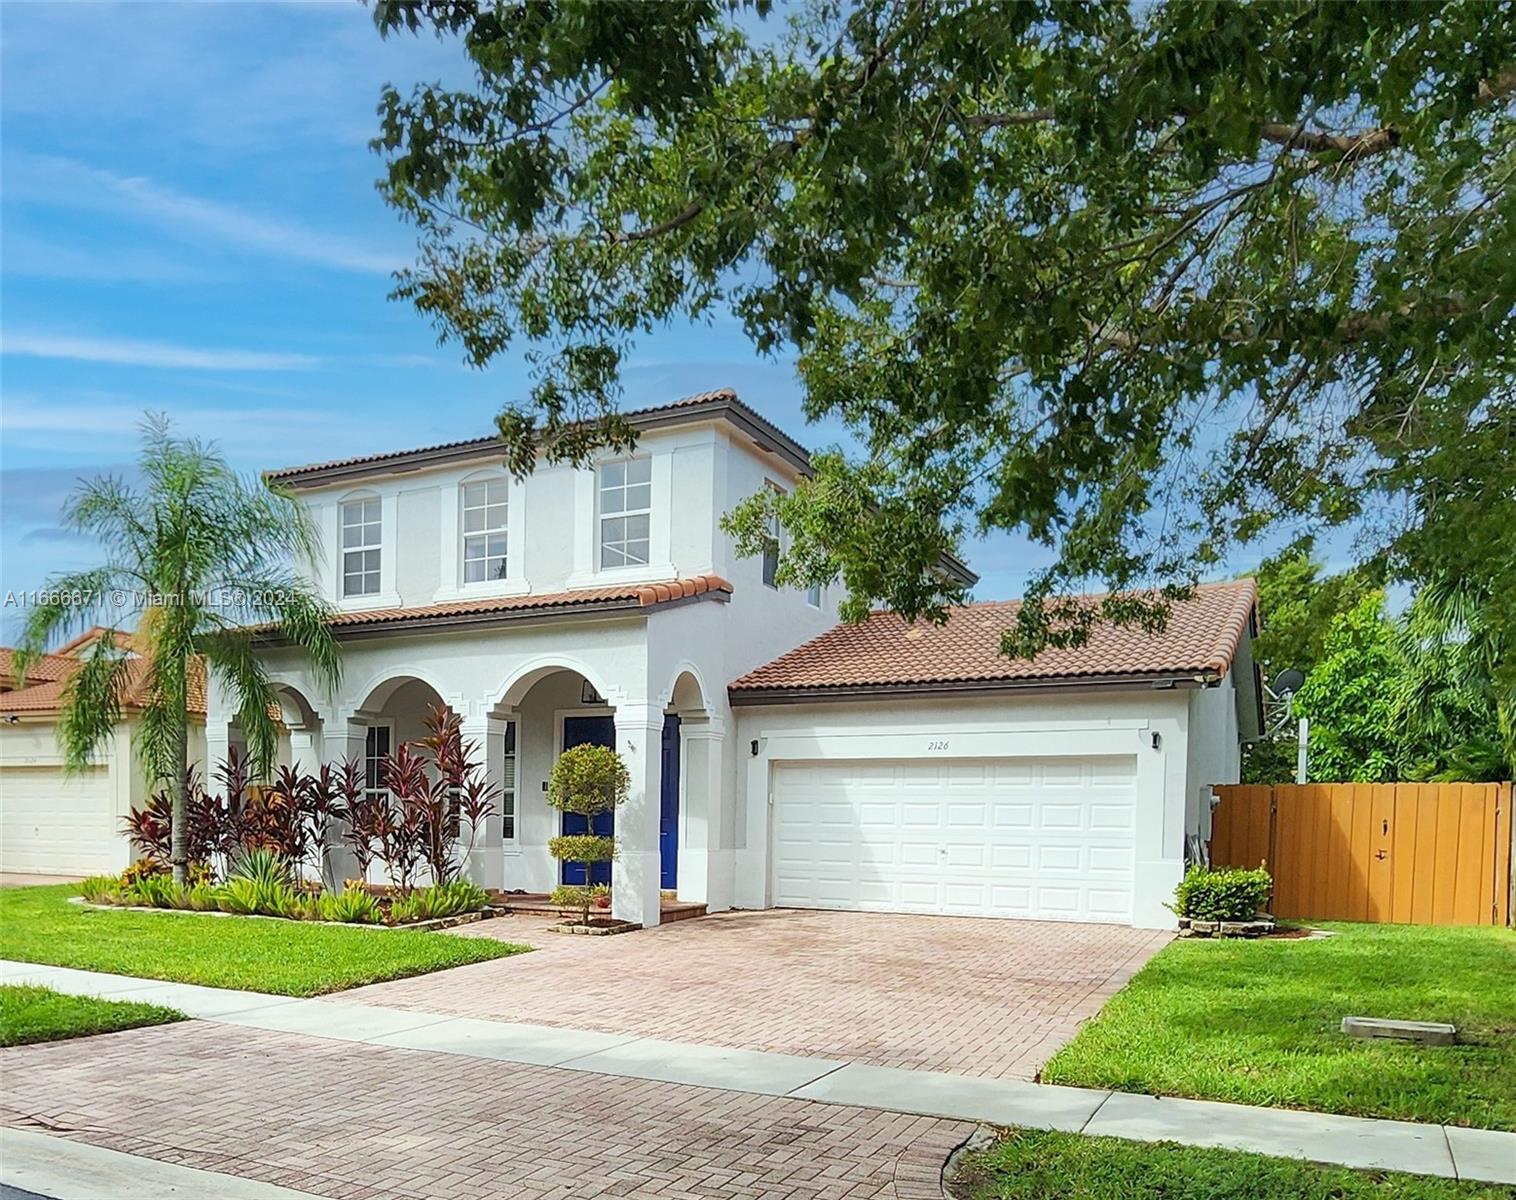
662,668,711,898
493,663,619,893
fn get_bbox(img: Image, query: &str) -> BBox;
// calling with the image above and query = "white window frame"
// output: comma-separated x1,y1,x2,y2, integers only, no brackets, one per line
500,719,518,844
362,721,395,804
460,477,509,585
597,456,653,570
340,496,383,599
807,582,822,608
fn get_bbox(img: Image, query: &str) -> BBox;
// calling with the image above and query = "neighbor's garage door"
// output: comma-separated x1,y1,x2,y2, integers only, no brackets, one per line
771,756,1137,923
0,766,118,875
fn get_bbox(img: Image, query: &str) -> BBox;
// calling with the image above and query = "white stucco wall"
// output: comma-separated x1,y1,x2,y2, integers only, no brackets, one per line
1184,677,1242,849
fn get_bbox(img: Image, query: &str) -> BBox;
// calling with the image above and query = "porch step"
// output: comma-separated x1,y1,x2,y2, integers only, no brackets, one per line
486,891,708,924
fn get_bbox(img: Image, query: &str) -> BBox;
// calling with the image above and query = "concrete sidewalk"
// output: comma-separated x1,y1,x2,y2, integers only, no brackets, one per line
4,959,1512,1186
0,1127,330,1200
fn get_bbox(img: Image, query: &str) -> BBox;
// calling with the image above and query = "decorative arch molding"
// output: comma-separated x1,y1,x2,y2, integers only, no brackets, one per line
268,680,322,732
346,667,457,721
659,662,712,714
490,654,622,713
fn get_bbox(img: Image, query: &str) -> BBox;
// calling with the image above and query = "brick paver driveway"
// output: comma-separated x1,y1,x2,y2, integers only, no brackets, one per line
0,1022,970,1200
345,908,1170,1080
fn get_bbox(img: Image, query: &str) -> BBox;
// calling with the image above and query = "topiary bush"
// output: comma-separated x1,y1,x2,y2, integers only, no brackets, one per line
546,744,629,926
1171,863,1273,922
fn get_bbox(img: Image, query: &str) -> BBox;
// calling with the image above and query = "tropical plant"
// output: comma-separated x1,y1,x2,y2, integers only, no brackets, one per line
1291,594,1405,783
78,876,121,904
11,415,341,884
126,874,182,909
1395,578,1514,781
318,888,382,925
545,744,629,925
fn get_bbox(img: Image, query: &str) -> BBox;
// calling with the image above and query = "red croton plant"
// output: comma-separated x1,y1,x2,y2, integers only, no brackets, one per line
125,705,497,888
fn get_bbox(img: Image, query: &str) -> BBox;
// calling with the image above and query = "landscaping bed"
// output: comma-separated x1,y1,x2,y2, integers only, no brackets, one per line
949,1128,1510,1200
0,983,185,1048
0,884,528,997
1041,922,1516,1129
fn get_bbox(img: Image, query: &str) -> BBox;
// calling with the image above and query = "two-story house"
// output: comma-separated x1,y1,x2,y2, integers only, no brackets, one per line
195,389,1260,930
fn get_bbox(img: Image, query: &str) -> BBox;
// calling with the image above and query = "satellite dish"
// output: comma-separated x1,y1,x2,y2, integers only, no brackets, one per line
1273,668,1305,696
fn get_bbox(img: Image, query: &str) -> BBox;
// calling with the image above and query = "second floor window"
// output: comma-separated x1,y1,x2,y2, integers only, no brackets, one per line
342,497,381,597
598,457,651,567
461,479,508,583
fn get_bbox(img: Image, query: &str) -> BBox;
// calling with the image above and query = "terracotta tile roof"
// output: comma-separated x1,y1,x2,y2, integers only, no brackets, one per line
730,579,1258,697
0,653,206,717
275,574,734,636
265,388,745,482
0,647,77,686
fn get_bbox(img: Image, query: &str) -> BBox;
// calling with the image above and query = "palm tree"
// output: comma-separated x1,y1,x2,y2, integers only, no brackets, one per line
14,414,341,883
1394,577,1514,780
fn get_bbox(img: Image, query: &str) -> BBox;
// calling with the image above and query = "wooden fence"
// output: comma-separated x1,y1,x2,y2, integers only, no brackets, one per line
1209,781,1513,926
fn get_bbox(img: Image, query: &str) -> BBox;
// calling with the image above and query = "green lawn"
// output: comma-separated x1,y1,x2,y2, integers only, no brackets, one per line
1043,922,1516,1129
0,884,529,997
952,1129,1510,1200
0,983,185,1047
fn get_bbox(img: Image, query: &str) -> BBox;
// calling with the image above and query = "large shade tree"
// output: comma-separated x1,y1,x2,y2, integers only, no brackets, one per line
14,416,341,883
371,1,1515,669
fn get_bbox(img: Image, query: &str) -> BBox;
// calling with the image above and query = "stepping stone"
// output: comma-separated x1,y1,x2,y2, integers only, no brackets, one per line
1341,1017,1457,1046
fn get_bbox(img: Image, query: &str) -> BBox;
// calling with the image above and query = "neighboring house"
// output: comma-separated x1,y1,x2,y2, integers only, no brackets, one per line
208,387,1260,929
0,629,207,876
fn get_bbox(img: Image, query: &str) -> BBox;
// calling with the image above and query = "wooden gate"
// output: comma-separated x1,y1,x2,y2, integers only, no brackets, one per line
1209,782,1512,926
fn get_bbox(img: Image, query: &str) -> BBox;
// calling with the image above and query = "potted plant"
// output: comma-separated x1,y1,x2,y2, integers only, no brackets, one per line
546,743,631,932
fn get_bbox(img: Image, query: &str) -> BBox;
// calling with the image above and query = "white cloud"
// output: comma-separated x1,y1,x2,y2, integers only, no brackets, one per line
0,231,211,284
6,154,405,276
1,331,319,372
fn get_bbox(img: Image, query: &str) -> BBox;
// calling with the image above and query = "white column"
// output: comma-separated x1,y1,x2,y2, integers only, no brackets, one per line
612,703,663,928
460,713,507,889
677,715,726,907
323,718,368,885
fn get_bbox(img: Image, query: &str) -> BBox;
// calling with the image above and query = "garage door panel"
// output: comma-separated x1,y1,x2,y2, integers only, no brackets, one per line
772,755,1136,924
1,765,117,875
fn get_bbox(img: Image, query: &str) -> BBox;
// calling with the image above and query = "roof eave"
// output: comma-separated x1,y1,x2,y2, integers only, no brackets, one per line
253,588,728,646
728,669,1222,706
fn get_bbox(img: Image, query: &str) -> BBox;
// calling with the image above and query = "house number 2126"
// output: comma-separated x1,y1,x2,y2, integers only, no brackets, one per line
927,740,950,751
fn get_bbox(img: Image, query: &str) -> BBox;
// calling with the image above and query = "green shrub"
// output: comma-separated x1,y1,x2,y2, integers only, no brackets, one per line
215,876,299,918
318,888,382,924
78,876,122,904
388,892,424,924
550,883,610,916
184,883,219,912
421,879,488,918
1172,863,1273,922
127,874,182,909
228,847,289,889
547,835,615,865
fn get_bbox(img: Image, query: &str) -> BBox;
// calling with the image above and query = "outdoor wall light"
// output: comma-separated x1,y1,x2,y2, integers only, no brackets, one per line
1151,731,1162,750
750,739,759,757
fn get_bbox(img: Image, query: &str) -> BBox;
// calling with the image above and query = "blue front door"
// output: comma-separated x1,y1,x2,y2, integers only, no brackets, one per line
561,715,615,886
660,715,681,890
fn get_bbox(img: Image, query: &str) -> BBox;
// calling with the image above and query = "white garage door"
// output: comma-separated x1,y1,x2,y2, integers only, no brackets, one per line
771,756,1137,923
0,766,118,876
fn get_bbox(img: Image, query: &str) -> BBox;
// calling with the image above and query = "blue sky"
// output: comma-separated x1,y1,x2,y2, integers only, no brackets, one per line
1,1,1281,643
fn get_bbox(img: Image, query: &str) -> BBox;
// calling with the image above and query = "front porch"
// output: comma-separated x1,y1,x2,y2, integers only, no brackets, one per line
208,618,733,928
486,891,709,924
